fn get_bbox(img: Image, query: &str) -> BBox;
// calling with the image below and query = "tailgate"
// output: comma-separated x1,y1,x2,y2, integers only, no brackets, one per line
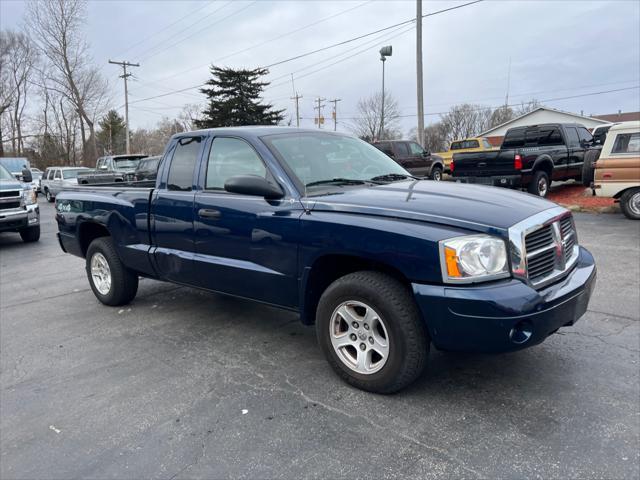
453,150,516,177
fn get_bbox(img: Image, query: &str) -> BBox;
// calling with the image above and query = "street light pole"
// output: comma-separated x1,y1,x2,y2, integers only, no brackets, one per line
416,0,425,147
378,45,392,141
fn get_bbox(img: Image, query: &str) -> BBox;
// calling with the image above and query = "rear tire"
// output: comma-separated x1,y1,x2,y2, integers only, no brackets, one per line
19,225,40,243
316,271,429,393
581,149,600,186
620,188,640,220
430,166,443,181
528,170,550,197
86,237,139,306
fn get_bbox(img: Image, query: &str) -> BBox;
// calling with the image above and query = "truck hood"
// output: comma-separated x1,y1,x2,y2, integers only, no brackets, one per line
304,180,560,233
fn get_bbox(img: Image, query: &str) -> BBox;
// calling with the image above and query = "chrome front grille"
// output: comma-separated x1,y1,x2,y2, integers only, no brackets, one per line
509,207,579,289
0,190,21,210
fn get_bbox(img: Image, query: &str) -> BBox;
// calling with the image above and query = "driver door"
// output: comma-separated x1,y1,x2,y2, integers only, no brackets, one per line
192,136,300,308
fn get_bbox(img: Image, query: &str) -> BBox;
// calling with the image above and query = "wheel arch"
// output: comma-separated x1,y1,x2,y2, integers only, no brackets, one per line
78,221,111,257
532,155,554,176
300,253,412,325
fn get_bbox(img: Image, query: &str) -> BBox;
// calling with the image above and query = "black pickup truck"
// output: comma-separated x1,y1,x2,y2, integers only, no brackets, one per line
451,123,601,197
77,154,148,184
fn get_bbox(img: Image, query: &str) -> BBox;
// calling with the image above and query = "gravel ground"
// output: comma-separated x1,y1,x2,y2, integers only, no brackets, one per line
1,201,638,479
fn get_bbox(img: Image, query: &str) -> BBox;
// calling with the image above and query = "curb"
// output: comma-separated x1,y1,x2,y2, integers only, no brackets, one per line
560,204,620,214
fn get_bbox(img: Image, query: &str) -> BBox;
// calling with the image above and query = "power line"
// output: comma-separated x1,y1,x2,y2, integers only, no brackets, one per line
141,0,374,86
338,86,640,120
126,0,482,105
133,1,235,61
112,1,219,58
264,0,483,69
140,1,256,63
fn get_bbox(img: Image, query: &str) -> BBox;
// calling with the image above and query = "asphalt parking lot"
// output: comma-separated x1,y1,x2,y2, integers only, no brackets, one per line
1,201,639,479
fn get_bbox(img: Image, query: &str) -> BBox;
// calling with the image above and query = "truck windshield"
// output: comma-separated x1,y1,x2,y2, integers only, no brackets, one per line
115,158,143,169
62,169,87,179
263,132,409,193
0,164,15,181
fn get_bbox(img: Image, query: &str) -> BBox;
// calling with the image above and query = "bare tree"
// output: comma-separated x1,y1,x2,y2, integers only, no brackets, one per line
1,31,38,155
440,103,492,141
514,98,541,116
349,91,401,142
178,103,202,131
26,0,109,164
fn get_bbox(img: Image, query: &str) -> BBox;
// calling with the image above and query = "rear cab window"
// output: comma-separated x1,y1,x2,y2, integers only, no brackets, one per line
394,142,410,157
166,137,203,191
565,127,580,148
502,128,526,149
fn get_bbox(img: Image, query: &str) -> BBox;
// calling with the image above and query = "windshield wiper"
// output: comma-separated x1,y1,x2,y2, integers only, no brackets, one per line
369,173,419,182
305,178,368,187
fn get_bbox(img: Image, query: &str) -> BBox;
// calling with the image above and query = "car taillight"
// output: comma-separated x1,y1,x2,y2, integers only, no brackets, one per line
514,154,523,170
450,160,454,173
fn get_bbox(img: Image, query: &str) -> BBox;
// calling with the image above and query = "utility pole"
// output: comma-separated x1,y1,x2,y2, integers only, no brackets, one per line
108,60,140,154
291,93,303,127
504,56,512,108
314,97,326,129
416,0,425,147
329,98,341,131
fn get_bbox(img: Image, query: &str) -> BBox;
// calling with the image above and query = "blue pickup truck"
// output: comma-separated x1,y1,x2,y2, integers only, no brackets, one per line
55,127,596,393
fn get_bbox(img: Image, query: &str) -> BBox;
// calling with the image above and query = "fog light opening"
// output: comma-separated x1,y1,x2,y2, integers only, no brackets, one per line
509,320,533,345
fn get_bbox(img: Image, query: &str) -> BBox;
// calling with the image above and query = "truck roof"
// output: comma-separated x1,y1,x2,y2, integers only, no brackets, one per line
508,123,586,130
179,126,347,139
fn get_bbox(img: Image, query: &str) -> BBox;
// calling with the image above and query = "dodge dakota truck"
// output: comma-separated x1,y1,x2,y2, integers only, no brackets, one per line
452,123,599,197
55,127,596,393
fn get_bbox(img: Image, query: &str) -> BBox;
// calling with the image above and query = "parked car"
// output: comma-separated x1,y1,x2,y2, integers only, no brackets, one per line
591,123,617,146
435,137,497,173
30,168,43,193
451,123,599,197
55,127,596,393
372,140,444,180
133,155,161,181
592,121,640,219
0,162,40,242
41,166,90,202
77,154,148,184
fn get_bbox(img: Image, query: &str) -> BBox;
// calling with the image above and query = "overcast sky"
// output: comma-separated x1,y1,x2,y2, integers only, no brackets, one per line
2,0,639,135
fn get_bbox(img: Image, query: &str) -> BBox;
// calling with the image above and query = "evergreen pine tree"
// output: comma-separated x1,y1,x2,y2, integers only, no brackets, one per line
195,66,284,128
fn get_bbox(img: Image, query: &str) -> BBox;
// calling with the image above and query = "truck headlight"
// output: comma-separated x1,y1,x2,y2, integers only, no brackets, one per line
22,188,37,206
439,235,509,283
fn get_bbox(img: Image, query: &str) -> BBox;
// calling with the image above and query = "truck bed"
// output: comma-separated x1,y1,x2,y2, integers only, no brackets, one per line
452,150,516,177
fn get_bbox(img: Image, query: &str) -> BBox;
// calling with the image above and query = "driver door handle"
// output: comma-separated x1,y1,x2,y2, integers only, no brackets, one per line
198,208,221,219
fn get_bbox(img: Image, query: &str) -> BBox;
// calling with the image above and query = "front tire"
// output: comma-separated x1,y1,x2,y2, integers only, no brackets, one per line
86,237,139,306
19,225,40,243
620,188,640,220
316,271,429,393
528,170,550,197
430,165,443,181
45,189,54,202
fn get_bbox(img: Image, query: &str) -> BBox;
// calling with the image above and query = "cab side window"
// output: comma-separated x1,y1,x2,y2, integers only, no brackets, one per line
394,142,410,157
167,137,203,191
565,127,580,148
54,169,61,180
612,133,640,154
206,137,266,190
408,142,424,155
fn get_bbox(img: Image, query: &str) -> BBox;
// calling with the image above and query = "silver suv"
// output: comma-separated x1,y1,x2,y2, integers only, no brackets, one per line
41,166,89,202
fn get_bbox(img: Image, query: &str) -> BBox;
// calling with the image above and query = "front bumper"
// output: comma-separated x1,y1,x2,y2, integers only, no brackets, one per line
412,246,596,353
454,175,521,188
0,204,39,232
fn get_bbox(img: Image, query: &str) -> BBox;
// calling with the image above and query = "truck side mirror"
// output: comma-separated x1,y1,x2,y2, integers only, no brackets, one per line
21,168,33,183
224,175,284,200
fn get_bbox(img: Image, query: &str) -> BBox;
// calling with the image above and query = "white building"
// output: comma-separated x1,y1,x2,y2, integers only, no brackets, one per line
481,106,611,146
